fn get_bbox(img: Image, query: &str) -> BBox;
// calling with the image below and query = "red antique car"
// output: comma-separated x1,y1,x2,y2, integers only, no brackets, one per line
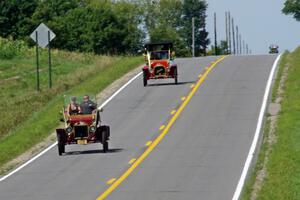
56,95,110,155
142,42,178,86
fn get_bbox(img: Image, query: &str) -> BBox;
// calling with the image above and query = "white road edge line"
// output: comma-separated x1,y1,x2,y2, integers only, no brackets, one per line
232,54,282,200
0,71,143,182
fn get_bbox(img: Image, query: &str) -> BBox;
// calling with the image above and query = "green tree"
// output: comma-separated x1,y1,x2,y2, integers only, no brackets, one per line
208,40,228,55
0,0,38,39
182,0,209,56
30,0,144,55
282,0,300,21
111,1,145,54
142,0,190,56
29,0,86,48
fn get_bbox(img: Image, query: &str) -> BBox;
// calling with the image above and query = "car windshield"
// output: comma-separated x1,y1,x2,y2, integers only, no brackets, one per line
270,45,278,49
64,95,96,107
150,51,169,60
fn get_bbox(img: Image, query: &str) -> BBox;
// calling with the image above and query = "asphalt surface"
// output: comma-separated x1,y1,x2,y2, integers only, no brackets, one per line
0,55,277,200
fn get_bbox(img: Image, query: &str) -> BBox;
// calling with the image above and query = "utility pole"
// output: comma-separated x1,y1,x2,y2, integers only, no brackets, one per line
243,40,245,55
228,12,231,54
225,12,229,54
239,34,242,55
232,18,236,55
192,17,195,57
236,26,239,54
214,12,218,56
246,44,249,54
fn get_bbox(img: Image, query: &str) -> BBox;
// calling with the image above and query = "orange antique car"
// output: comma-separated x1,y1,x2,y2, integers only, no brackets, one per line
142,42,178,86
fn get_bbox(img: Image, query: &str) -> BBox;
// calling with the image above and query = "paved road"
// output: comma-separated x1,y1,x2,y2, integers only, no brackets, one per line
0,55,277,200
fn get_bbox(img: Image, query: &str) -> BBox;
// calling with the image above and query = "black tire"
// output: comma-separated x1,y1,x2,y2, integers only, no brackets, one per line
58,143,65,156
103,141,108,153
102,126,109,153
143,71,147,87
56,129,66,156
174,68,178,84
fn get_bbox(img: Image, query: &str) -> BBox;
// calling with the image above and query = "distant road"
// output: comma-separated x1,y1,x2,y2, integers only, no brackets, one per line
0,55,277,200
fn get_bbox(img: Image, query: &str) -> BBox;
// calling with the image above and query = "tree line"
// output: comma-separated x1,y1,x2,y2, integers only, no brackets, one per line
0,0,209,57
282,0,300,21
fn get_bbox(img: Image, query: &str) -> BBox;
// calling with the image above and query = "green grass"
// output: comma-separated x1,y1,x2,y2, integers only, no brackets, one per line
241,52,290,200
0,40,143,169
241,49,300,199
0,49,116,139
271,52,289,102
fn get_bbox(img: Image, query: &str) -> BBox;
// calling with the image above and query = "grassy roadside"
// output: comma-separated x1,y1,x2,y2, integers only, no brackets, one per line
240,52,288,199
0,51,143,169
242,48,300,199
0,45,117,140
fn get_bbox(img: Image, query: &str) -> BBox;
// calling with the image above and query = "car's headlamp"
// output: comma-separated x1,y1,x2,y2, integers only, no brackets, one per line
66,126,73,134
90,126,96,133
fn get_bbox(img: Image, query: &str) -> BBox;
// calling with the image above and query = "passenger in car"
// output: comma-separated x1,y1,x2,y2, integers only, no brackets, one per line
67,96,81,115
80,95,97,114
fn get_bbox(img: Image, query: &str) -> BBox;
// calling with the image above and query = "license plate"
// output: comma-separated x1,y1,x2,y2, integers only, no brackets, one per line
77,139,87,145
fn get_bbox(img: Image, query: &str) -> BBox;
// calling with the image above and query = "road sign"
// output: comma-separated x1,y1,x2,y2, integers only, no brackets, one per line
30,23,56,90
30,23,56,48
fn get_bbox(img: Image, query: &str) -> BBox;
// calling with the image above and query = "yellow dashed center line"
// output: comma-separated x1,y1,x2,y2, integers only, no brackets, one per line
97,56,227,200
170,110,176,115
159,125,165,130
128,158,136,165
145,141,152,146
106,178,116,185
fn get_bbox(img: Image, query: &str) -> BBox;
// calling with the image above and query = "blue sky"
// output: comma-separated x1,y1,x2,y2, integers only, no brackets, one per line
206,0,300,54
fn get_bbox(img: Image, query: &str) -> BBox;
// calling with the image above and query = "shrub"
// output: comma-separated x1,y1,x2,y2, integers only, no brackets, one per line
0,38,27,59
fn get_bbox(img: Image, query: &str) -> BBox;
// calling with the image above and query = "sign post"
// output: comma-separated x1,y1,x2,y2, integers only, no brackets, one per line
30,23,56,90
35,31,40,91
48,31,52,88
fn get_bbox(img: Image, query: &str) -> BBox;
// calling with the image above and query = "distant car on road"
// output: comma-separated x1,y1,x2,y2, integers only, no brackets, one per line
56,95,110,155
142,41,178,86
269,44,279,54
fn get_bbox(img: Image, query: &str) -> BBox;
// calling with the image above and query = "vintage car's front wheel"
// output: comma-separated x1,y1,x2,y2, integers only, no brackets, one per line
56,129,67,156
58,143,65,156
101,126,110,153
174,68,178,84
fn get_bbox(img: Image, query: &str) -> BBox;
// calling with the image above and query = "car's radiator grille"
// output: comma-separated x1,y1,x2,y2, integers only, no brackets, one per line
154,66,166,76
74,126,88,138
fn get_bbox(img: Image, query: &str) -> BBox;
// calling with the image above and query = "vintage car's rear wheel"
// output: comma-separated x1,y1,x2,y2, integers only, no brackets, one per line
143,71,147,87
